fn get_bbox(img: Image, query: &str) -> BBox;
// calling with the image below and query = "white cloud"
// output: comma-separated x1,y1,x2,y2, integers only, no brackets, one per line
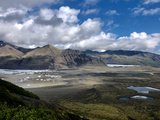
0,0,61,9
82,9,99,15
56,6,80,23
0,6,102,48
118,32,160,51
143,8,160,15
77,18,102,40
144,0,160,4
132,7,145,15
61,32,117,51
0,7,26,17
132,7,160,16
57,32,160,52
40,8,54,20
83,0,100,6
110,0,130,2
0,5,160,54
106,20,119,31
105,10,119,15
106,20,114,27
0,7,27,22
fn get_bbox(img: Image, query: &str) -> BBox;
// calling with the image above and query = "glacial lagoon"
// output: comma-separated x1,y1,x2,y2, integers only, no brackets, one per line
119,86,160,100
127,86,160,94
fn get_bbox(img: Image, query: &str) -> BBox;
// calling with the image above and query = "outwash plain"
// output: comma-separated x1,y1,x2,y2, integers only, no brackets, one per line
1,65,160,120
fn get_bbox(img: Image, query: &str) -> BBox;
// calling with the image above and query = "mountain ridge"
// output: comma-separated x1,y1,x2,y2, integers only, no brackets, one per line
1,40,160,68
83,50,160,67
0,41,105,69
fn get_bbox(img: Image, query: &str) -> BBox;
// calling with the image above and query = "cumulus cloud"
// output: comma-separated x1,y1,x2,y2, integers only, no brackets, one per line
56,6,80,23
0,0,61,9
61,32,117,51
34,17,63,26
0,6,102,48
0,5,160,53
34,8,63,26
62,32,160,52
143,0,160,4
39,8,55,20
105,10,119,15
0,7,27,22
117,32,160,51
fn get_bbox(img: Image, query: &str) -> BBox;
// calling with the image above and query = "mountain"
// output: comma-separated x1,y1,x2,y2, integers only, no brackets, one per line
55,49,103,68
0,44,23,58
0,40,32,54
19,45,63,69
83,50,160,67
0,41,24,68
0,41,105,69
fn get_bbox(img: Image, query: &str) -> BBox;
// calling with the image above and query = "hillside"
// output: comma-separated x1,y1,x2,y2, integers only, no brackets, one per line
0,78,86,120
0,41,105,69
83,50,160,67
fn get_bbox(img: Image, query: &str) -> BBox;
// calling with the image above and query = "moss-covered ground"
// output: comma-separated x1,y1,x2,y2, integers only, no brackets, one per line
59,69,160,120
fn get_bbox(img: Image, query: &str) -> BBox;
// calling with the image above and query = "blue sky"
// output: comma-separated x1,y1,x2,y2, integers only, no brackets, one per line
0,0,160,54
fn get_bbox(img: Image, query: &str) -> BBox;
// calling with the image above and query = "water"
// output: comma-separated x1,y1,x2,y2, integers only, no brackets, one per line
119,86,160,101
127,86,160,94
119,98,129,101
131,96,154,100
107,64,140,68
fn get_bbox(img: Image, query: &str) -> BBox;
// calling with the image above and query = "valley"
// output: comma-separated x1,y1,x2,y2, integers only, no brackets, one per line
1,66,160,119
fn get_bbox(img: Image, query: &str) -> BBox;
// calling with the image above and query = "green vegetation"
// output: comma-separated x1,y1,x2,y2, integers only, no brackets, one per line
0,79,39,106
0,102,62,120
0,79,86,120
59,71,160,120
0,79,39,99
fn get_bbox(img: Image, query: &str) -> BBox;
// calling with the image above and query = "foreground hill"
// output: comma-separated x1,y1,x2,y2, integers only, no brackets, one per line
83,50,160,67
0,41,104,69
0,79,86,120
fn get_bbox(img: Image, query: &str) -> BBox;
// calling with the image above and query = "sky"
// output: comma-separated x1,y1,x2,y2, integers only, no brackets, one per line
0,0,160,54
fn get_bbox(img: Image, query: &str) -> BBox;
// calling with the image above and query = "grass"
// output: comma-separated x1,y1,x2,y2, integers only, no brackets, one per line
61,102,128,120
0,102,61,120
59,71,160,120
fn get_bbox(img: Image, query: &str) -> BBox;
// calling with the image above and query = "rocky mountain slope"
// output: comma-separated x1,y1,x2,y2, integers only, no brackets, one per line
0,41,104,69
83,50,160,67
